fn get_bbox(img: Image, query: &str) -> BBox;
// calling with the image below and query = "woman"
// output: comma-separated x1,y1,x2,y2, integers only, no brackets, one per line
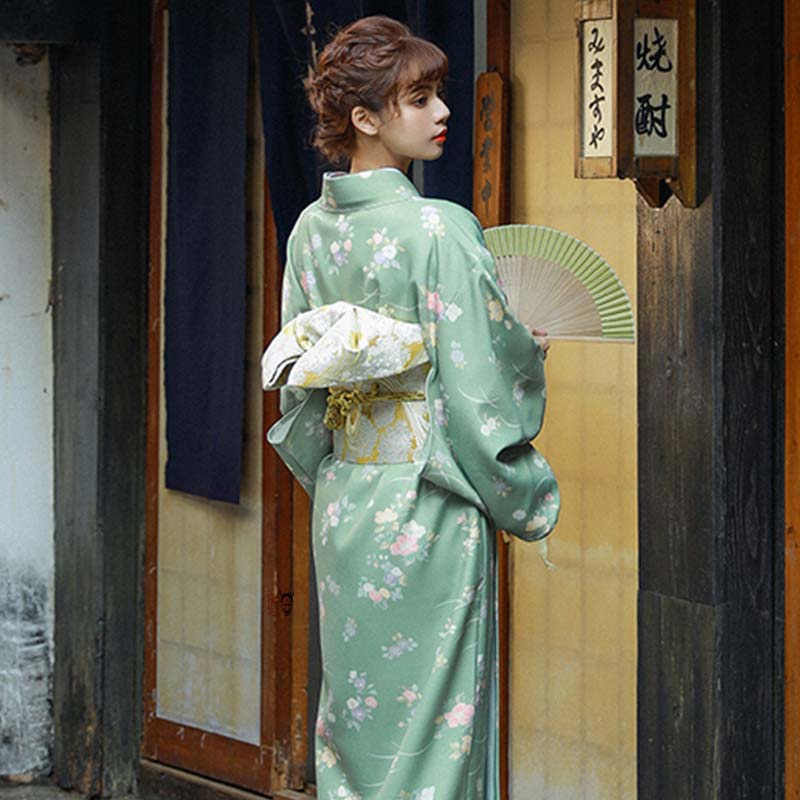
261,15,559,800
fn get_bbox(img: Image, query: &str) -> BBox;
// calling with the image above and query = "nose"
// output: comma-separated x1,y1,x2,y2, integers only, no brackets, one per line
435,96,450,124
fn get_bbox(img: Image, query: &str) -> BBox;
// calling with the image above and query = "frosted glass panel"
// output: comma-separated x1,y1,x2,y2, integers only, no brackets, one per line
155,184,264,745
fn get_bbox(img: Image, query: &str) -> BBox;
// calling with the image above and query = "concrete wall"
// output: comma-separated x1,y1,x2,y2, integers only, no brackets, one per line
508,2,638,797
0,43,54,777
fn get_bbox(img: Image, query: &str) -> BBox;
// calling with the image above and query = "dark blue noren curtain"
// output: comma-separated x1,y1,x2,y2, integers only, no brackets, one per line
165,1,250,504
254,0,322,268
255,1,474,267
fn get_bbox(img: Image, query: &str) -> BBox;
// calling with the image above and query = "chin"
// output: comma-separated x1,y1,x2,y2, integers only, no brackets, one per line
419,149,445,162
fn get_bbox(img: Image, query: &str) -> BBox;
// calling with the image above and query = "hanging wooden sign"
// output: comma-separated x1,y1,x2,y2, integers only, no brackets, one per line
473,71,507,228
575,0,698,208
575,0,627,178
633,17,679,158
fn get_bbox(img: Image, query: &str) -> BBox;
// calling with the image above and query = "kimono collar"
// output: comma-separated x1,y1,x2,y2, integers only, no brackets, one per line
320,166,419,212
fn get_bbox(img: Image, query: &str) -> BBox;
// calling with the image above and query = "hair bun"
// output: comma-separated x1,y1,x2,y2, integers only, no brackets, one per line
303,15,448,168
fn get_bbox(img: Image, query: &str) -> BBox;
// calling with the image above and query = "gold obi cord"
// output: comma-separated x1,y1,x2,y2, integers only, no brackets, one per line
324,383,426,436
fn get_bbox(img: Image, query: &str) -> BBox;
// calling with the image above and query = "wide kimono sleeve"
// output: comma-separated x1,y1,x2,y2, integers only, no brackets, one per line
419,206,560,542
264,229,332,496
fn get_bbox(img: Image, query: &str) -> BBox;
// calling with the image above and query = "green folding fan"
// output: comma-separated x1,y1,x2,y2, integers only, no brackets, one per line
483,224,635,343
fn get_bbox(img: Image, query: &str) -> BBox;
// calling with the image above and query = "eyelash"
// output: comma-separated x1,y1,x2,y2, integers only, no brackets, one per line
413,89,447,107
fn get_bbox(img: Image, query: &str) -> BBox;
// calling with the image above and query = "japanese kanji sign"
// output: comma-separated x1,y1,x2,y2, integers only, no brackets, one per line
574,0,698,207
633,18,678,157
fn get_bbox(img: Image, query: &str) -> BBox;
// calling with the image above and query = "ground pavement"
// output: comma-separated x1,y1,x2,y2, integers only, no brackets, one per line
0,785,137,799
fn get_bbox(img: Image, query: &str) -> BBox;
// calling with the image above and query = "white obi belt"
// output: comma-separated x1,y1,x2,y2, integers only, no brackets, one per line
261,302,431,464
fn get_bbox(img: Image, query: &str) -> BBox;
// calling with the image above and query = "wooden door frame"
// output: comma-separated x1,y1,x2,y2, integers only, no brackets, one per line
141,3,308,795
482,4,512,799
140,3,517,798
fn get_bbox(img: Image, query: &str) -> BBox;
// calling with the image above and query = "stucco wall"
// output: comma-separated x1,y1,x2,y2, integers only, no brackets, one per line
0,44,54,777
508,3,638,797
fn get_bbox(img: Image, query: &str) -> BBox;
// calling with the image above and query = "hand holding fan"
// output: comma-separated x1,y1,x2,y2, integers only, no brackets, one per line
484,224,635,343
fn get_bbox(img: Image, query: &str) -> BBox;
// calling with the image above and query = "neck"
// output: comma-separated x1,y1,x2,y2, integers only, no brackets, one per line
348,138,411,174
349,154,411,174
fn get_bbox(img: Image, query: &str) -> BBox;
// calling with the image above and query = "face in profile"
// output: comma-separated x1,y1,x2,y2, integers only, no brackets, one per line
372,78,451,163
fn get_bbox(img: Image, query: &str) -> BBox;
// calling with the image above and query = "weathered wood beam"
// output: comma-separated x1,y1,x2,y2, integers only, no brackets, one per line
637,1,783,797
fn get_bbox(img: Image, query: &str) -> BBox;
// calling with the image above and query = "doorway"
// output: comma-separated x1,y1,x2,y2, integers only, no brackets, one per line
141,6,310,795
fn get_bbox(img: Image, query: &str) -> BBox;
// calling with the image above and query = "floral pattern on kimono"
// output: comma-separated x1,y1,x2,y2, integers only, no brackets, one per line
262,166,560,800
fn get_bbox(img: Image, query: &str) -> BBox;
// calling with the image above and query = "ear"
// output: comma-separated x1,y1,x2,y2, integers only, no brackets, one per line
351,105,381,137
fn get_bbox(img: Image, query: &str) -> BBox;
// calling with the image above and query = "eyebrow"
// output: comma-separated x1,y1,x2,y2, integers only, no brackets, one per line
404,81,440,96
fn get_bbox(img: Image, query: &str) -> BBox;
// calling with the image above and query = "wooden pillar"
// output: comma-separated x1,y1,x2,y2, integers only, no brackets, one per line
637,1,784,797
48,3,151,795
486,0,510,226
785,0,800,794
95,5,151,794
52,44,103,795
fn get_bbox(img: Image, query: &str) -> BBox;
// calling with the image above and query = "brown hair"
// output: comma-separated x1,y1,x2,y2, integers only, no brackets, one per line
303,15,448,167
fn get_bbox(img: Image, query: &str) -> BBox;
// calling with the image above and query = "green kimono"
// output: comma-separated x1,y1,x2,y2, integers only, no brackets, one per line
261,167,559,800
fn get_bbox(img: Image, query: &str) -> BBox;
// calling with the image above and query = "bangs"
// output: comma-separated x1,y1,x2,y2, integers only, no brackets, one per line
395,39,449,96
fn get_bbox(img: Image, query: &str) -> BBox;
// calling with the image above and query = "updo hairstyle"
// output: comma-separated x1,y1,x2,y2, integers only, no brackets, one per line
303,15,448,167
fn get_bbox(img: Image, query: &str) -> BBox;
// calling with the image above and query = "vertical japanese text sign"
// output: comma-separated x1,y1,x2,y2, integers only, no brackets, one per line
636,0,697,207
622,0,698,207
633,18,678,158
575,0,698,207
473,71,507,228
575,0,623,178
